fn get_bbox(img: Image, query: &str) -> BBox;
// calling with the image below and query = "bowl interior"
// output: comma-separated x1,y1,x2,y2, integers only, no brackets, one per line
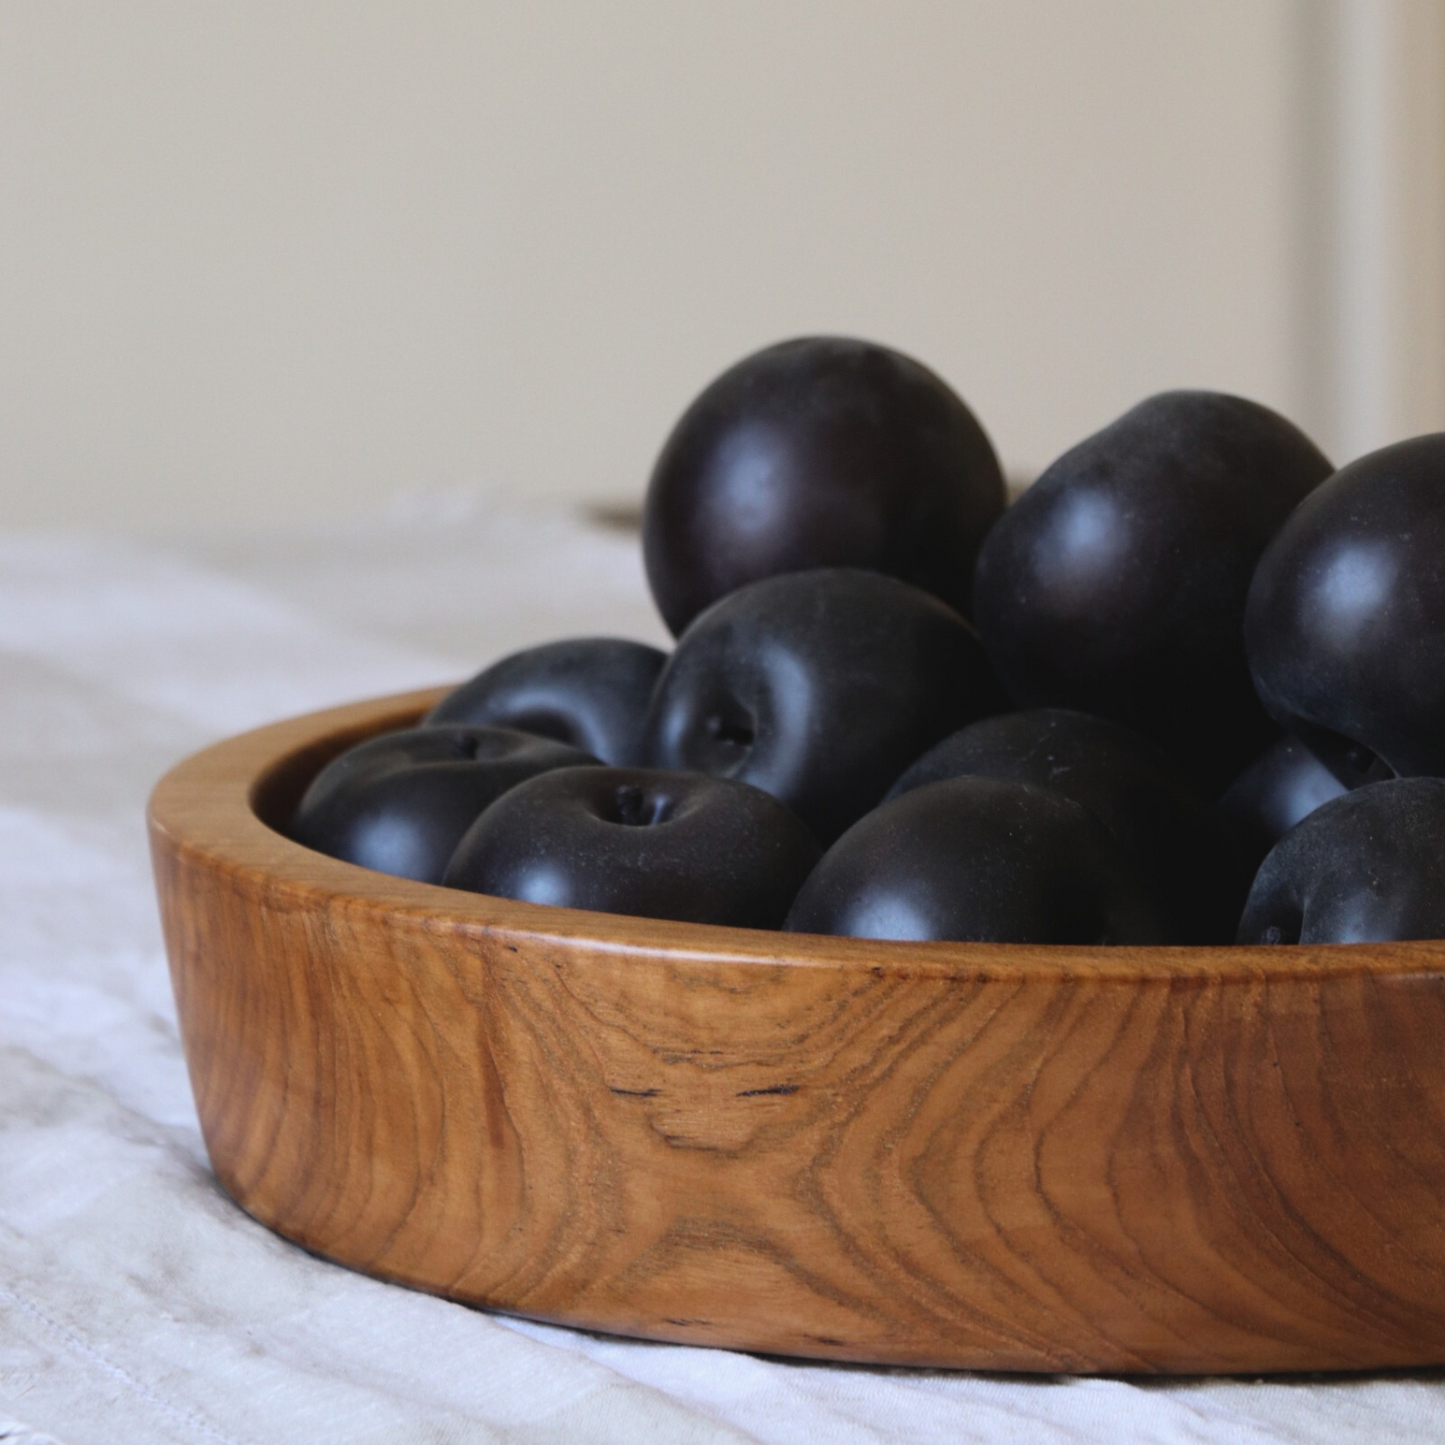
249,697,432,834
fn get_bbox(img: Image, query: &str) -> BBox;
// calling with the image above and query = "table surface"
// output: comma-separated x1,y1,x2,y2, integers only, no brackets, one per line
2,494,1443,1445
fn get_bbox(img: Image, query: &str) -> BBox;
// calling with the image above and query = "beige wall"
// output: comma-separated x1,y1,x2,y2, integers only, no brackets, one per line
0,2,1433,535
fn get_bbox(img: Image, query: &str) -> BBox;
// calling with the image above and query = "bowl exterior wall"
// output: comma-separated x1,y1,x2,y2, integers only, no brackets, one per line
149,691,1445,1372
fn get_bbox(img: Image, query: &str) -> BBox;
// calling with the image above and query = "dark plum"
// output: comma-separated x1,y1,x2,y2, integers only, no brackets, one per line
887,708,1246,943
1218,734,1348,874
1245,433,1445,785
426,637,668,766
972,391,1332,791
785,776,1171,944
290,725,598,884
644,568,1006,844
1237,777,1445,944
443,766,820,928
643,336,1005,636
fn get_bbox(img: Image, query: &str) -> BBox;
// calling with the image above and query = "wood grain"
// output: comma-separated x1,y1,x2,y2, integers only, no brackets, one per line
148,688,1445,1373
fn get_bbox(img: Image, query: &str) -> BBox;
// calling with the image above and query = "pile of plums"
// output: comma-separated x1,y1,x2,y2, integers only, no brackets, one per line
289,337,1445,946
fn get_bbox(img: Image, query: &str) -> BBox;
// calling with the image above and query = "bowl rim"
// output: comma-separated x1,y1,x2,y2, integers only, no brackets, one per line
147,685,1445,987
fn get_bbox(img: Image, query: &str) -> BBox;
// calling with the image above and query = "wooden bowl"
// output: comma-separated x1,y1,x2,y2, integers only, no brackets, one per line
148,687,1445,1374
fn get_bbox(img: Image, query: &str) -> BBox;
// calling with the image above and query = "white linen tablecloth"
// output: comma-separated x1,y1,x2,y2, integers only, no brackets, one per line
2,496,1444,1445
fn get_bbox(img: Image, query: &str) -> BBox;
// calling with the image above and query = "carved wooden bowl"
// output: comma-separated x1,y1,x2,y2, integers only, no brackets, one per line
148,687,1445,1374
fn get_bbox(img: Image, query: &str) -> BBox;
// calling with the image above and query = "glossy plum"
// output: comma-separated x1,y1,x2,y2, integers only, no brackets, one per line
643,336,1005,636
1218,734,1348,874
426,637,668,766
644,568,1006,844
785,776,1171,944
887,708,1247,943
1245,433,1445,786
443,766,820,928
973,391,1332,790
1237,777,1445,944
290,726,598,883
